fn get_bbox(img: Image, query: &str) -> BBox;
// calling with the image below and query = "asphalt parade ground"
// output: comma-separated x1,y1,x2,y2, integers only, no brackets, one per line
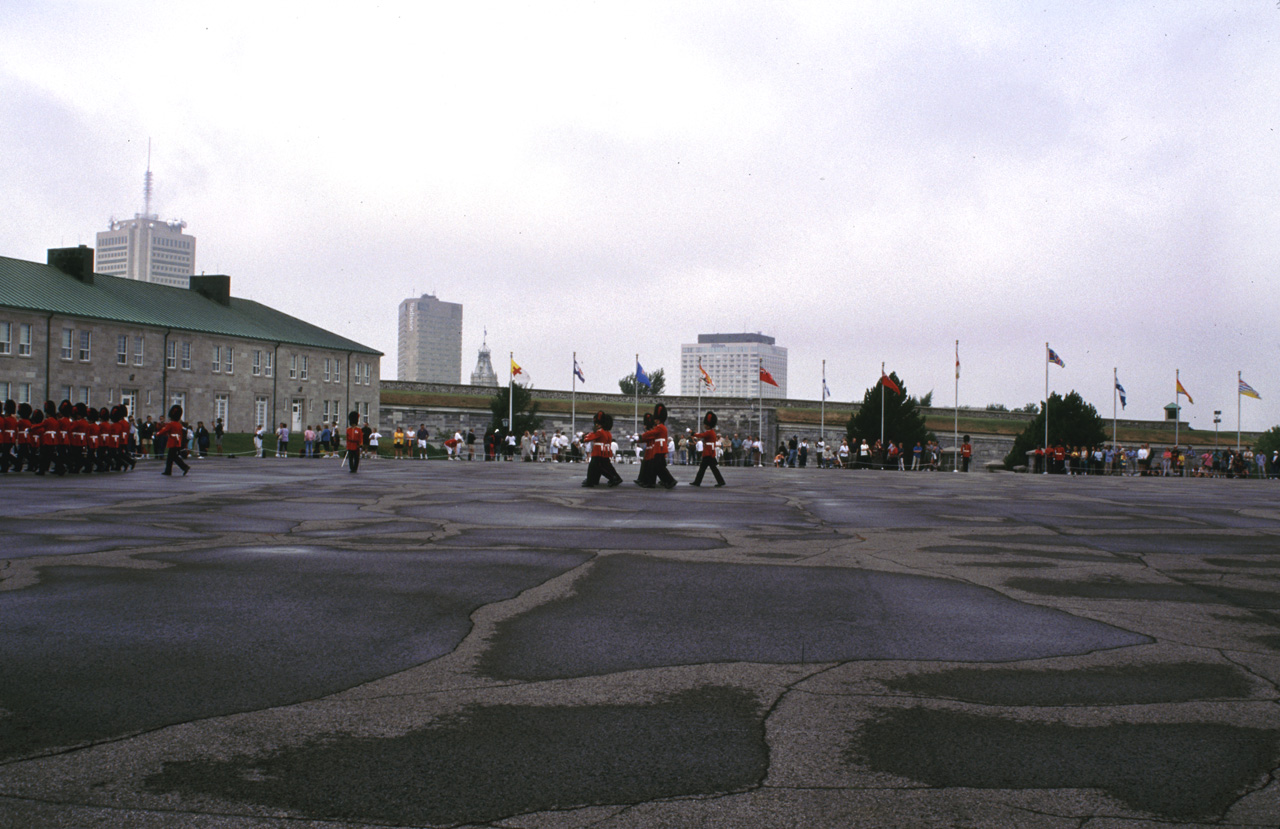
2,457,1279,828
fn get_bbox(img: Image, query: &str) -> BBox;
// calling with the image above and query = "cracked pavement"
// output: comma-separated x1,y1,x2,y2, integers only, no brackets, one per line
1,459,1279,827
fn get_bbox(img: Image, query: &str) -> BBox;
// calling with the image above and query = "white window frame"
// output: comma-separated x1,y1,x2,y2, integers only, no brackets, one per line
289,354,297,380
252,350,261,376
134,335,144,366
18,324,32,357
61,329,73,360
212,345,222,373
264,352,274,378
181,342,191,371
79,330,91,362
117,334,128,365
0,322,10,355
300,355,308,381
224,347,233,374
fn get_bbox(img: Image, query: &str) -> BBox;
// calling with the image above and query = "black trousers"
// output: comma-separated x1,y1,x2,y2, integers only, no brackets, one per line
164,447,190,475
642,454,676,487
347,449,360,473
585,456,622,486
692,455,725,486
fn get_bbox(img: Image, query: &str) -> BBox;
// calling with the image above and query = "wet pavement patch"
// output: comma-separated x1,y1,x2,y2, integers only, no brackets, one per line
0,547,589,760
1204,556,1280,569
1253,634,1280,650
886,663,1254,706
850,708,1278,819
144,687,766,825
923,544,1117,562
435,527,726,550
479,555,1149,680
1006,577,1280,609
1068,533,1280,557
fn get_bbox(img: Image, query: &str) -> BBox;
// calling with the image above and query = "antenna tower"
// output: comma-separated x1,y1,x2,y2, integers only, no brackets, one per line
143,139,154,219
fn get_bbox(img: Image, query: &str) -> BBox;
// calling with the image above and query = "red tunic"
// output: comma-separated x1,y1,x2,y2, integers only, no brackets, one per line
640,423,668,461
692,429,718,458
582,429,614,458
154,421,184,450
345,427,363,451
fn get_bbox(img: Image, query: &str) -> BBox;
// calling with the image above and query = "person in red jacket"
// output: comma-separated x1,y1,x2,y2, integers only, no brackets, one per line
637,403,677,489
345,410,364,473
0,398,15,473
155,404,190,476
689,410,726,487
13,402,33,472
581,411,623,488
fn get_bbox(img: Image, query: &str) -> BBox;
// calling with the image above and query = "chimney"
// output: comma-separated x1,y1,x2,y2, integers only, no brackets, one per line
47,246,95,284
189,274,231,306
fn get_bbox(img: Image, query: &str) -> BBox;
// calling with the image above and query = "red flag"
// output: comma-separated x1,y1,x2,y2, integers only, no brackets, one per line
881,374,901,395
759,366,779,387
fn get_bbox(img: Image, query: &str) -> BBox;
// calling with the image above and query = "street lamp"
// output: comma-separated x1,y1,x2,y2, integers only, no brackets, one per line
1213,410,1221,448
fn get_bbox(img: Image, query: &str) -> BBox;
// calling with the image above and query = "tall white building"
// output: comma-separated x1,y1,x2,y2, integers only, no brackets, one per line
95,158,196,288
398,293,462,383
680,333,788,399
470,338,499,387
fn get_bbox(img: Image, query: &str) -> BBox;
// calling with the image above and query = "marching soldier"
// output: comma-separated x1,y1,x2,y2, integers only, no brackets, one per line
581,411,623,488
689,410,726,487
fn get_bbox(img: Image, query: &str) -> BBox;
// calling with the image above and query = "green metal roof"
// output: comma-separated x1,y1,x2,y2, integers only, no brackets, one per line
0,255,381,355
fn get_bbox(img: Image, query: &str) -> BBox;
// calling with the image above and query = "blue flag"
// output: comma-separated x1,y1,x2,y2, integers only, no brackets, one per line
635,362,651,388
1115,380,1127,409
574,359,585,383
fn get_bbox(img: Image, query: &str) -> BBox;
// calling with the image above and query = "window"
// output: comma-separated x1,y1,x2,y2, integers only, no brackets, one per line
252,350,261,376
264,352,274,378
79,331,91,362
332,399,340,423
300,356,308,380
78,386,90,405
170,391,186,412
18,324,31,357
61,385,72,402
254,396,269,429
18,383,30,404
166,341,177,369
224,347,233,374
364,362,371,385
181,342,191,371
212,346,222,372
323,358,331,383
134,335,144,366
0,322,10,355
61,329,73,360
333,359,341,384
322,399,331,423
289,354,297,380
215,394,229,428
117,335,128,365
0,381,7,400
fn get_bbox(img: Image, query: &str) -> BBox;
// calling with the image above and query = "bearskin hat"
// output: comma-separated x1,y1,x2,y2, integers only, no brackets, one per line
18,402,32,419
704,410,718,428
3,399,15,415
168,404,184,421
348,410,360,426
73,402,87,418
599,412,614,430
653,403,668,423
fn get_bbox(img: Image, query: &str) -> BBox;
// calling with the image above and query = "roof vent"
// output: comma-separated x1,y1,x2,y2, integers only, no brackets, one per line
190,274,231,306
47,246,95,284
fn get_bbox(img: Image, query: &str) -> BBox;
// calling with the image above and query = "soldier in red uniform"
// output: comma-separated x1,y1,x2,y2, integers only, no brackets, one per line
689,410,726,487
581,411,623,488
637,403,677,489
345,410,364,473
13,402,33,472
0,399,15,473
155,404,190,476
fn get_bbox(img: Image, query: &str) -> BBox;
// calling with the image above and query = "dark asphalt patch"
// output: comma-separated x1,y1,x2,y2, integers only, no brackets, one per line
1204,557,1280,569
964,533,1097,547
850,708,1278,819
1068,533,1280,557
434,528,726,550
144,687,766,825
886,663,1254,706
479,555,1150,680
1006,577,1280,609
0,547,588,761
1253,634,1280,650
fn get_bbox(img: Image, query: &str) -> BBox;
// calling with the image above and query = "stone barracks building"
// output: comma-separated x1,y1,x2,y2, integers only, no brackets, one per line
0,247,381,432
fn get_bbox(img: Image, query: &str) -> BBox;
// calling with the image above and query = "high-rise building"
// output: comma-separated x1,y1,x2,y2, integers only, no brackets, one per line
680,333,788,399
398,293,462,383
470,337,498,387
95,153,196,288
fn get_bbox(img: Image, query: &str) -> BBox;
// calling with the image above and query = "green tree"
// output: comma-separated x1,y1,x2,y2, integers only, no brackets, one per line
846,373,931,452
489,383,544,438
1003,391,1107,468
919,390,934,407
1252,425,1280,456
986,403,1009,412
619,368,665,396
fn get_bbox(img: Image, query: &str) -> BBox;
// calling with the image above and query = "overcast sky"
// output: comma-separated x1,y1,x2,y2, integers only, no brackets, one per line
2,2,1277,432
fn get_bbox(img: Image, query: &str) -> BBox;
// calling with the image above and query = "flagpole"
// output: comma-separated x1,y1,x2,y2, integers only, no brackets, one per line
1237,370,1242,452
880,361,886,447
697,357,702,427
953,340,959,473
821,359,826,447
571,351,577,440
1113,367,1118,449
634,353,639,436
1044,343,1050,474
1175,369,1180,450
758,357,764,464
508,352,514,438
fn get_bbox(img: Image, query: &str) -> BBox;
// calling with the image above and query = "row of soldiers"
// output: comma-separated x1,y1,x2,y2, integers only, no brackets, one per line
0,399,137,476
580,403,726,489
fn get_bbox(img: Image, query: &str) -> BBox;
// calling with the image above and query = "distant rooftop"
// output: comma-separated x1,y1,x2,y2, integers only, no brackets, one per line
697,333,775,345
